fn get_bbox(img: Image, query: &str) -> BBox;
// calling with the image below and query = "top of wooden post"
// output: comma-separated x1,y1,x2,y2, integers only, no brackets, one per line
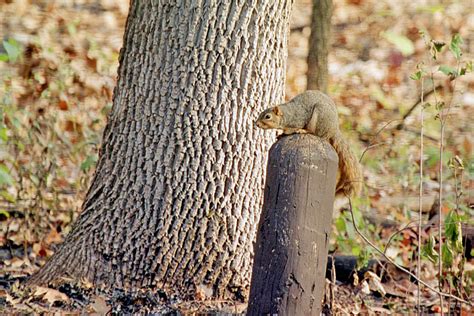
268,134,338,170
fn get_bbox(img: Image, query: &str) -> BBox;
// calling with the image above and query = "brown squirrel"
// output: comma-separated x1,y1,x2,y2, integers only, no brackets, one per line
256,90,362,198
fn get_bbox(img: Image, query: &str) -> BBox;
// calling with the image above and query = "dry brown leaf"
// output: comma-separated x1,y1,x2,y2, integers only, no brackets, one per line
57,100,68,111
195,283,213,301
89,296,111,315
33,286,69,305
80,277,94,289
382,280,411,298
44,228,63,244
364,271,386,296
9,257,30,269
463,136,473,157
368,306,392,314
64,120,83,133
360,280,371,295
5,291,21,306
32,243,42,256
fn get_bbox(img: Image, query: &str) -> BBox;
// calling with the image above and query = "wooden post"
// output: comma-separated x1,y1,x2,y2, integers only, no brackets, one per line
247,134,338,315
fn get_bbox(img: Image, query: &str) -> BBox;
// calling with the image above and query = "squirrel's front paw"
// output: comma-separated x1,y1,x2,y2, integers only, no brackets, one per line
295,129,309,134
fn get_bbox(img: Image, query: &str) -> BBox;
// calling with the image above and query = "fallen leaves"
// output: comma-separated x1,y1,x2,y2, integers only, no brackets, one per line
33,286,69,305
364,271,386,296
88,296,111,314
0,0,122,292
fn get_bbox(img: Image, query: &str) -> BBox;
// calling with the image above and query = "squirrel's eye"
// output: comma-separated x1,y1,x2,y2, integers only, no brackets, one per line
264,114,271,120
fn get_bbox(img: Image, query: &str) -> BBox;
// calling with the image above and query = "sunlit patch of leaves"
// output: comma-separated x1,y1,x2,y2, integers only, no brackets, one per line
0,3,122,279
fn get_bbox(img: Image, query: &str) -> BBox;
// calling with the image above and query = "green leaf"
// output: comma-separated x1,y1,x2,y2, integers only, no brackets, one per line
3,39,21,63
0,164,14,186
422,235,439,263
382,31,415,56
445,211,458,240
0,54,8,62
460,61,472,76
80,154,98,171
0,190,16,203
15,140,25,151
335,217,346,232
439,65,457,77
416,4,444,13
445,273,455,289
431,40,446,53
442,243,453,266
410,70,423,81
0,209,10,219
422,102,432,109
435,101,445,111
445,210,463,252
449,34,463,60
67,22,77,36
0,127,8,142
356,249,371,269
352,244,361,256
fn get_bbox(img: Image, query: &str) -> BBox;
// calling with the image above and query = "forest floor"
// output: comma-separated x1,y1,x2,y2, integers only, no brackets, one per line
0,0,473,314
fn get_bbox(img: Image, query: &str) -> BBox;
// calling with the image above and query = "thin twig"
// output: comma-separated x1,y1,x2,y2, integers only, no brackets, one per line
420,44,445,312
346,198,472,306
359,142,390,163
396,76,455,131
383,220,419,255
438,59,461,314
418,77,425,314
359,119,400,162
438,98,445,313
331,254,336,310
455,166,466,306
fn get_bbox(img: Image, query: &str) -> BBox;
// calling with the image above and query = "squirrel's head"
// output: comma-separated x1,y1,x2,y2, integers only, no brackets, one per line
255,106,283,130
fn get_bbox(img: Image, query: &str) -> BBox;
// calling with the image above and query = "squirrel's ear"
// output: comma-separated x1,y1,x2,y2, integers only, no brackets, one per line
273,106,283,116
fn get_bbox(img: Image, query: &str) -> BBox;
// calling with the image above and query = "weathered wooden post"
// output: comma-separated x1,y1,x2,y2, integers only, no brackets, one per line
247,134,338,315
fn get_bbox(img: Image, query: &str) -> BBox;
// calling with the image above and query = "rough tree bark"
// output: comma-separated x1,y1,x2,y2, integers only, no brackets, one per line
29,0,293,301
306,0,333,92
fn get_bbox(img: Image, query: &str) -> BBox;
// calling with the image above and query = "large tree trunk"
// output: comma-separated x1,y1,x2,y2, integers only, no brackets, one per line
29,0,292,301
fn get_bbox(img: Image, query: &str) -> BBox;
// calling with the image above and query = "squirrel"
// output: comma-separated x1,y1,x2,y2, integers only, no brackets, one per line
255,90,362,198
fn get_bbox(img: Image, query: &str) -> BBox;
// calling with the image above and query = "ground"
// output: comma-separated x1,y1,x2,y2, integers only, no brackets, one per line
0,0,473,314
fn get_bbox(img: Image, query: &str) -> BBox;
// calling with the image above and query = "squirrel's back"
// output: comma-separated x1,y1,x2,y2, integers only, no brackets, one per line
281,90,339,139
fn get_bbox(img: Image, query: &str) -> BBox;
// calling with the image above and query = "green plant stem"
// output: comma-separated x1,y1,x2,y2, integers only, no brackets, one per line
418,77,425,314
426,45,444,313
438,120,444,310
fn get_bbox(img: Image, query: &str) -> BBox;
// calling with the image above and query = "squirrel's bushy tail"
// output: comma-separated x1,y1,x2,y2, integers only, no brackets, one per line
329,132,362,198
